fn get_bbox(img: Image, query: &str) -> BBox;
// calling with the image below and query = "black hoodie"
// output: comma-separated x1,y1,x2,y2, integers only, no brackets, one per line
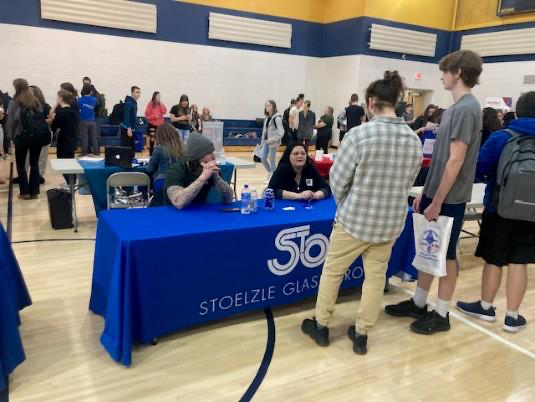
52,105,78,157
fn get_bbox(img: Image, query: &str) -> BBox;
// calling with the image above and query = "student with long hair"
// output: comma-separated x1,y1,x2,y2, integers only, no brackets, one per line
190,104,201,133
9,79,49,199
29,85,52,183
260,100,284,183
146,123,186,182
170,95,191,142
302,71,422,354
145,91,167,155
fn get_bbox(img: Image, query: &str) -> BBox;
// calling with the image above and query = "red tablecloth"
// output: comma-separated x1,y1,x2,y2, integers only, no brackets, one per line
312,158,334,178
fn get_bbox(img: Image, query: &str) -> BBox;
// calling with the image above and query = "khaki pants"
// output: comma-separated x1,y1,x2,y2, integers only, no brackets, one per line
315,224,394,335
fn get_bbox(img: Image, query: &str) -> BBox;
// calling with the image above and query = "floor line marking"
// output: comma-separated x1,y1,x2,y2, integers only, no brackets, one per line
395,284,535,360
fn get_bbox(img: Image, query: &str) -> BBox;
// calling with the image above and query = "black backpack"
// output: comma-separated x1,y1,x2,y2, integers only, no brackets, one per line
109,101,125,125
19,107,51,146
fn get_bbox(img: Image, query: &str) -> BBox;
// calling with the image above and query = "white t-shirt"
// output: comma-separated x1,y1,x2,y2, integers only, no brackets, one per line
289,106,299,130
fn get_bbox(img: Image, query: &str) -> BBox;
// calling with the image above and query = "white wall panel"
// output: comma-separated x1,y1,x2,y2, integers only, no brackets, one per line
209,12,292,48
369,24,437,58
41,0,157,33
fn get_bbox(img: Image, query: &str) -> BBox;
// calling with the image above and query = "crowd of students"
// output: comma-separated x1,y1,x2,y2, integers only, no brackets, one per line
0,49,533,354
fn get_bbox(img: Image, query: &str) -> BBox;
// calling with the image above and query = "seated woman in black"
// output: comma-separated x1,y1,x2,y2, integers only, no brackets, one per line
268,143,331,201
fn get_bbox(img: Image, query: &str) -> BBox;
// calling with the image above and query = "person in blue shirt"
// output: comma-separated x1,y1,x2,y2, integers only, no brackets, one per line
120,86,140,153
457,91,535,333
79,84,98,156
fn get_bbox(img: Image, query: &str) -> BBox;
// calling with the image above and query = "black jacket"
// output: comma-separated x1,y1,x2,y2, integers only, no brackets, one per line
52,106,78,157
268,162,331,199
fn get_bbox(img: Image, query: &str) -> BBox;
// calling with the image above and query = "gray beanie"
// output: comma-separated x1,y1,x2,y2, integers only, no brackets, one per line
186,133,215,161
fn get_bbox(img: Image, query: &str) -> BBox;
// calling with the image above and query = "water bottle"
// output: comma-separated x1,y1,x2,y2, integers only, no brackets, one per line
250,188,258,212
264,188,275,211
241,184,251,215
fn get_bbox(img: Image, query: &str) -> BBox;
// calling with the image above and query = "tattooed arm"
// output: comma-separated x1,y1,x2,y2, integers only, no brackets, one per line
167,177,207,209
213,175,234,204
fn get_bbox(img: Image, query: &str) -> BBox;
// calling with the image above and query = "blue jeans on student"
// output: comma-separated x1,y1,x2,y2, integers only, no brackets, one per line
177,129,190,143
261,143,277,174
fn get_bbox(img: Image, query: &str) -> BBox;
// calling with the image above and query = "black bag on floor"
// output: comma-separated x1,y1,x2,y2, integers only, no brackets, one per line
47,189,73,230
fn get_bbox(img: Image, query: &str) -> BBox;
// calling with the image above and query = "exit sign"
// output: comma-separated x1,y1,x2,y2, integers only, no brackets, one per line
414,72,424,80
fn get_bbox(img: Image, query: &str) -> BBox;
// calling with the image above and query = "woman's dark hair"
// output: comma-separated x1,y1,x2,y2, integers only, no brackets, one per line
483,107,503,133
81,84,93,96
58,90,75,106
278,143,310,167
365,71,405,111
503,111,517,128
264,100,277,116
433,108,445,125
421,104,436,126
13,78,29,99
30,85,46,106
61,82,78,97
151,91,160,106
515,92,535,118
180,94,189,104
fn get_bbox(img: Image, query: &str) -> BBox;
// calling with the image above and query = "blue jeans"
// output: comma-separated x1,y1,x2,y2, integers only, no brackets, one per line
261,143,277,174
177,129,190,143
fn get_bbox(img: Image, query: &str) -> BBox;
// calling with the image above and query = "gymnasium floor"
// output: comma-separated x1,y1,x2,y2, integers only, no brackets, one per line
1,151,534,402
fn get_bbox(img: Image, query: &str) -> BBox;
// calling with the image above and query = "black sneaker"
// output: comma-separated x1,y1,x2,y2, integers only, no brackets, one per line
347,325,368,355
385,299,427,319
39,176,45,184
301,318,329,347
504,315,527,333
410,311,450,335
12,176,20,184
456,300,496,322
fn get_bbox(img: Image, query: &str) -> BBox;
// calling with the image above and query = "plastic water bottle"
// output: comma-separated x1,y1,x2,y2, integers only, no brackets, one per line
241,184,251,215
250,188,258,212
264,188,275,211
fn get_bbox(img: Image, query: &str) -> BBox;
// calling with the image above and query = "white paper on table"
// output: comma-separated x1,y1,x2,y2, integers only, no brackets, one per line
315,150,324,161
422,139,435,155
78,156,104,162
283,207,296,211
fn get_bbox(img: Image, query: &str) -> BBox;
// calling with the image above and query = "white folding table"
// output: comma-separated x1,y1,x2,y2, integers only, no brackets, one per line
408,183,486,209
224,156,256,195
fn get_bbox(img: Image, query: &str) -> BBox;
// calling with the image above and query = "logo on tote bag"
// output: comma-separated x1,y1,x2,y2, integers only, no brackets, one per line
268,225,329,276
420,229,441,254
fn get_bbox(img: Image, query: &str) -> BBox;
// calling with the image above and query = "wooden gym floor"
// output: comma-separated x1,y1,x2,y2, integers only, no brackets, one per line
1,151,534,402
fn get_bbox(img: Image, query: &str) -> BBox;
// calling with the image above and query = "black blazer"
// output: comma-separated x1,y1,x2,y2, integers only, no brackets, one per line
268,162,331,199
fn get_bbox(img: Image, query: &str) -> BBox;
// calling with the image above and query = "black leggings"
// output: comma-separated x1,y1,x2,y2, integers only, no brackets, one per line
15,140,42,196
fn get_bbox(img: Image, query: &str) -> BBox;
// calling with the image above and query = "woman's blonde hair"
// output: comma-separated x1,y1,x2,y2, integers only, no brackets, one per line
155,123,186,161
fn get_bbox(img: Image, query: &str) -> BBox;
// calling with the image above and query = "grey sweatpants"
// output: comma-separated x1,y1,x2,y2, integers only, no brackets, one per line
80,120,99,155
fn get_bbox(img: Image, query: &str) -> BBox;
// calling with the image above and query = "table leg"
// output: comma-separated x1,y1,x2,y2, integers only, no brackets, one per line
70,174,78,232
233,170,238,199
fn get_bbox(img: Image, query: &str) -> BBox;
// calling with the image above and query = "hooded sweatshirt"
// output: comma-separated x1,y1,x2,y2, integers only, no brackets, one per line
121,95,137,129
476,118,535,211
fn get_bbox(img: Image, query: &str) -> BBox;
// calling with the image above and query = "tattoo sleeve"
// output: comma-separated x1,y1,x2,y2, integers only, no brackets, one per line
167,177,206,209
213,175,234,204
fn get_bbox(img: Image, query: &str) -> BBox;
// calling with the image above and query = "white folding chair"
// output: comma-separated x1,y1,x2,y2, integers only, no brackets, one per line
106,172,151,210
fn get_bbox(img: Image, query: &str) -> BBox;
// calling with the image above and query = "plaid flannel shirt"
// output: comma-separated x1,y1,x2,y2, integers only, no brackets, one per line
331,116,422,243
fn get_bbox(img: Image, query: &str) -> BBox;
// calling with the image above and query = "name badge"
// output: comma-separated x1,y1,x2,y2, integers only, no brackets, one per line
306,179,314,187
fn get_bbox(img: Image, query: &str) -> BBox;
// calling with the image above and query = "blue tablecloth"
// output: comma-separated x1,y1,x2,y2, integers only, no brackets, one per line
0,224,31,391
80,161,234,216
89,198,417,366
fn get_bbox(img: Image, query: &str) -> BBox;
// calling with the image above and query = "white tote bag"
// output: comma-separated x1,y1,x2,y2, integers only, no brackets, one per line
412,213,454,277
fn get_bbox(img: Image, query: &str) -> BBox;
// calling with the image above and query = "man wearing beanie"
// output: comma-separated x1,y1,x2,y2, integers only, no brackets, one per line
164,133,234,209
